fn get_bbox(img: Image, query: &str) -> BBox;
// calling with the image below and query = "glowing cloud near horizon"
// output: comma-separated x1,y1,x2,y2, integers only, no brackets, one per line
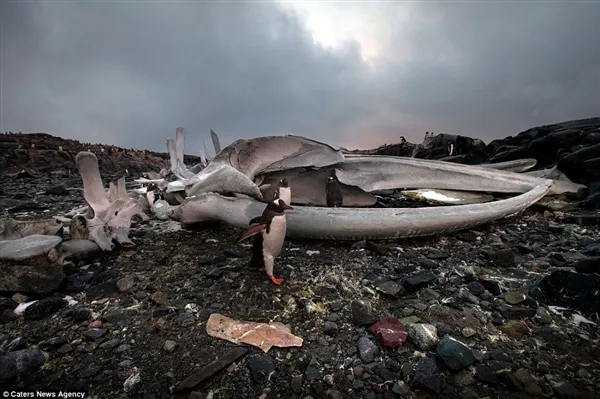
280,1,392,64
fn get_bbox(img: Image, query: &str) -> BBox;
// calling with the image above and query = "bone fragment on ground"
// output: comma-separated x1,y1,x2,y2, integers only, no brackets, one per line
147,191,171,220
107,177,150,221
75,151,144,251
206,313,303,353
0,235,63,262
0,218,63,240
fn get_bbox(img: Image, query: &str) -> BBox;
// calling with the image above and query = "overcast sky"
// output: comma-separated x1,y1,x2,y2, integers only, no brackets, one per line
2,1,599,154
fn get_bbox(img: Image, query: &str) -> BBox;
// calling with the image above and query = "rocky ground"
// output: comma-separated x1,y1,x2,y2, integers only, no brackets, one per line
1,126,600,399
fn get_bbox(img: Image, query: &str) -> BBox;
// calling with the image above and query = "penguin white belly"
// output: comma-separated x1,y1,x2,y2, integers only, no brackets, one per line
278,187,291,206
261,214,287,276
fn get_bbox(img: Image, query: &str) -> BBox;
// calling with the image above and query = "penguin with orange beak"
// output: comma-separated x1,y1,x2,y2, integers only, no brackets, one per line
236,197,293,285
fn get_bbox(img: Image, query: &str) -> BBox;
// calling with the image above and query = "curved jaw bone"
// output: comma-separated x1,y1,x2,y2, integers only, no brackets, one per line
75,151,145,251
169,175,552,240
335,156,545,194
252,157,544,207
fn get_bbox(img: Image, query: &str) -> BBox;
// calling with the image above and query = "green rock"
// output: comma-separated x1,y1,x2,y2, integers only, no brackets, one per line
436,335,475,371
393,380,411,396
401,315,421,325
504,291,527,305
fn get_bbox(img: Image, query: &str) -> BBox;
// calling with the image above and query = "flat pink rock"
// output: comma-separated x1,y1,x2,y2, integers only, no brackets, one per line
206,313,303,353
368,317,408,348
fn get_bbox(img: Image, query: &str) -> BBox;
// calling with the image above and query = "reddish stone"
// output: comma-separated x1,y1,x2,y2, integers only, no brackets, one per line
371,383,386,394
88,320,102,328
368,317,408,348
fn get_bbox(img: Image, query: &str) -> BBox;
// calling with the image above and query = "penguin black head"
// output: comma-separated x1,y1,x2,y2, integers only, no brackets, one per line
327,176,337,183
265,198,293,217
274,198,293,211
279,178,289,188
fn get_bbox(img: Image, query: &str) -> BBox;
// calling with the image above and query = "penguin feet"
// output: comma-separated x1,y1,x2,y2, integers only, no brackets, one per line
269,275,284,285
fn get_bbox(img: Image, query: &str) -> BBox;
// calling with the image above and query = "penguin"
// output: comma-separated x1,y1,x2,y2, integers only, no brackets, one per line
247,177,291,276
236,198,293,285
250,178,291,225
326,174,343,207
272,177,291,204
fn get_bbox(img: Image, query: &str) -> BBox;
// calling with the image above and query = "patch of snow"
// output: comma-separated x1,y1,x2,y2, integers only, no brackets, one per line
572,314,597,327
548,306,569,315
63,296,79,306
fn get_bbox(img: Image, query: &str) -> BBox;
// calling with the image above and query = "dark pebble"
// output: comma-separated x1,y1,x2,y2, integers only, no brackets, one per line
474,364,498,386
413,357,443,394
324,321,339,336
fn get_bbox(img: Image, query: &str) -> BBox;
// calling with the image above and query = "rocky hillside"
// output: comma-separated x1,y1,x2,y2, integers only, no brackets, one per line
0,132,202,179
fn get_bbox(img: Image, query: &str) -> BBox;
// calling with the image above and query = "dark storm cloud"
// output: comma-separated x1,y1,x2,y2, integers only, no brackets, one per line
366,1,600,145
1,1,599,153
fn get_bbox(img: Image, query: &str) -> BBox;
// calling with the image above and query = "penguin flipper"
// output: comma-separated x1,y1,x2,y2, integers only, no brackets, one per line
236,224,266,243
249,216,265,225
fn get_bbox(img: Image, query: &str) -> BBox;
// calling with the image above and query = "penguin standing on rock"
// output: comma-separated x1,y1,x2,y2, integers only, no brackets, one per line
236,198,293,285
326,174,343,207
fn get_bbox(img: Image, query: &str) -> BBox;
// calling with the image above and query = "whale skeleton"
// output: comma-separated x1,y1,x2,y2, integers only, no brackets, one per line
125,128,560,241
